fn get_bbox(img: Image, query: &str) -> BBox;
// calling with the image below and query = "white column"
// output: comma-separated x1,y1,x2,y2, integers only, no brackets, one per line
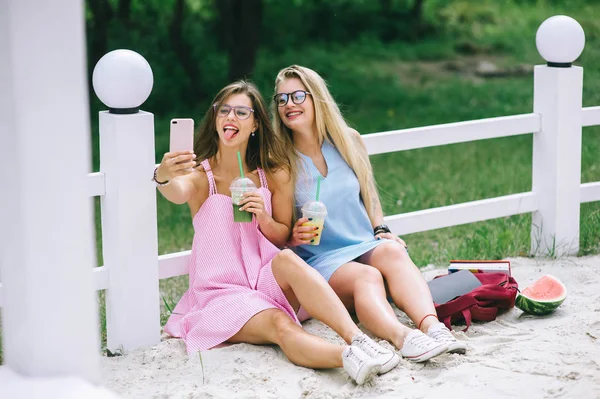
530,16,585,257
100,111,161,352
0,0,100,383
531,65,583,256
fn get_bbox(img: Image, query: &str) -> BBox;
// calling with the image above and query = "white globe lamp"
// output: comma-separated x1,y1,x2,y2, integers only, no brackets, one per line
92,49,154,114
536,15,585,68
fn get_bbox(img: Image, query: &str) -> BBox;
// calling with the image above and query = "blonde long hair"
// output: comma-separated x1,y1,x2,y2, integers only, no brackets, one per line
272,65,376,221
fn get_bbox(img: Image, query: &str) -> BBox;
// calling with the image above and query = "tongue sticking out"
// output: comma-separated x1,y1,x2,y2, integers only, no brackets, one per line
224,128,238,140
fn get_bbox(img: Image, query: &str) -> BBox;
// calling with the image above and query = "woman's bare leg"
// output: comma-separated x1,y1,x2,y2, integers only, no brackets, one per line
359,241,439,333
271,249,362,344
328,262,412,349
229,309,343,368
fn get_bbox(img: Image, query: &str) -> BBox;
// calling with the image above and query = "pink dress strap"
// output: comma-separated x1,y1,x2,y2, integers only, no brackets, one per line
257,168,269,190
200,159,217,195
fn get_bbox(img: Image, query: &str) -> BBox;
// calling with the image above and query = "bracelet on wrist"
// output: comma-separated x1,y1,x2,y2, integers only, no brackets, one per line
373,224,391,235
152,167,170,187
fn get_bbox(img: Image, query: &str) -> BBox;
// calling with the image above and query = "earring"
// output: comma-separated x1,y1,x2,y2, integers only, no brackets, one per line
251,130,256,137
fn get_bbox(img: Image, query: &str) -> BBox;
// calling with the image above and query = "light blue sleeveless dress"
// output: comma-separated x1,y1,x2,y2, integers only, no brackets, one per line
293,140,388,281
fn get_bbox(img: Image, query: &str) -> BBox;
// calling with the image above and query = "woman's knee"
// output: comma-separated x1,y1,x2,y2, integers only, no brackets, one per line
331,263,384,295
378,240,410,262
357,265,385,286
273,248,308,275
271,310,299,342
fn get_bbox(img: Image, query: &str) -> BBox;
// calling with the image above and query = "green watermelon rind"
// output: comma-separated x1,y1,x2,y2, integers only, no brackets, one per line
515,275,567,316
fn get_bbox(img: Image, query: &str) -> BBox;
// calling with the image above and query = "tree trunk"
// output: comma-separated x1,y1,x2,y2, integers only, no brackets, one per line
118,0,132,25
411,0,425,21
87,0,113,66
169,0,203,99
217,0,263,82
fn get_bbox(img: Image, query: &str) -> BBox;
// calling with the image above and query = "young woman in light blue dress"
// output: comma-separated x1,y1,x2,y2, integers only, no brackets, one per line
272,65,467,361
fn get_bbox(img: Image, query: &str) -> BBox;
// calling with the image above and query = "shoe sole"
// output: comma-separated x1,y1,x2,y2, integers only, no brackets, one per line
447,343,467,354
403,343,448,363
378,353,401,375
355,360,381,385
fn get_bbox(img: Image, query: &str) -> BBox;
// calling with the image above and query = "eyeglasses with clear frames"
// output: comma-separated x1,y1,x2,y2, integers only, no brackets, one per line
213,103,254,120
274,90,311,107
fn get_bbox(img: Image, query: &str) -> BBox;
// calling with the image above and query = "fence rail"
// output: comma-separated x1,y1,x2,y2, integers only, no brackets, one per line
362,113,540,155
581,181,600,203
385,192,539,236
582,106,600,127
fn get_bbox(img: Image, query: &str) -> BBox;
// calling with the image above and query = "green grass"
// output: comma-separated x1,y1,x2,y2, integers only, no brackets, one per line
3,1,600,365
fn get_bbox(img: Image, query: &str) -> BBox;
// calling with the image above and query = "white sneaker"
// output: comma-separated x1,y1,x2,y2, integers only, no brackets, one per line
400,329,448,362
427,322,467,354
351,333,400,374
342,345,381,385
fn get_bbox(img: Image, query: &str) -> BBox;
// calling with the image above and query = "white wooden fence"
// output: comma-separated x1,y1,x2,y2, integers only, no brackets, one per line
1,13,600,371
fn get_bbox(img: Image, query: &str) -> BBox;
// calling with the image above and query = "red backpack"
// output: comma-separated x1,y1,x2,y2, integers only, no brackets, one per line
434,272,519,331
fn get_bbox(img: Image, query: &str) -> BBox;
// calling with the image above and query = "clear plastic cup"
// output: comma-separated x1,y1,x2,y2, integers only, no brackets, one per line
230,177,257,223
301,200,328,245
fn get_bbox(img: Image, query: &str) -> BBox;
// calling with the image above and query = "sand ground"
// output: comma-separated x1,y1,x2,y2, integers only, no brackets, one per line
102,255,600,399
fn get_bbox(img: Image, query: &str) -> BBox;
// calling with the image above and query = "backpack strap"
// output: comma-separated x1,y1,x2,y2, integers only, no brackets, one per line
436,293,477,331
462,308,472,330
442,307,474,332
200,159,217,196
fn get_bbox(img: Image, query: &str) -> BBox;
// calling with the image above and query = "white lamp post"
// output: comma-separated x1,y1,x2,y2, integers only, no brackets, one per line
536,15,585,68
93,49,154,114
0,0,117,397
93,50,162,353
531,15,585,256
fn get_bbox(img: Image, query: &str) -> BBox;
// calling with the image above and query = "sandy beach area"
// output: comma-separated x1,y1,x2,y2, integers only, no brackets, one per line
102,255,600,398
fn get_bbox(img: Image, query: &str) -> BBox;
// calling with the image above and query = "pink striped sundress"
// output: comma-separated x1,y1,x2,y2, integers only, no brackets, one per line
163,159,300,354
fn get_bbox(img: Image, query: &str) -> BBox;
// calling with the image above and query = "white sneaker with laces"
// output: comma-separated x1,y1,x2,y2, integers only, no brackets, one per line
400,329,448,362
351,333,400,374
427,322,467,354
342,345,381,385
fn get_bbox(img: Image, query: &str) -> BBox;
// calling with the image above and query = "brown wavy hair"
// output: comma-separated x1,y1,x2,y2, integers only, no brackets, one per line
194,80,290,179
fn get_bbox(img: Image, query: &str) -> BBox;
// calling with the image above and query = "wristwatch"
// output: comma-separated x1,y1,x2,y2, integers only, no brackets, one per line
373,224,391,235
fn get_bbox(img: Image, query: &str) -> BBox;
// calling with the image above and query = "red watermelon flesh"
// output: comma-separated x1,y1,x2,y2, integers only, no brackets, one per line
515,275,567,315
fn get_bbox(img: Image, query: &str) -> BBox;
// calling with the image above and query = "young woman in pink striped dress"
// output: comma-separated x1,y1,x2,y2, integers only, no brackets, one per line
153,81,400,385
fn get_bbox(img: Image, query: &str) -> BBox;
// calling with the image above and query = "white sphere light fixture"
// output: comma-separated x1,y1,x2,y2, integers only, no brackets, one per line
536,15,585,68
92,49,154,114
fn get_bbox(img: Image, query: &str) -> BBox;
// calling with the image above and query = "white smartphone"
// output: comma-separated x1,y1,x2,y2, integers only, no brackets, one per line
169,118,194,153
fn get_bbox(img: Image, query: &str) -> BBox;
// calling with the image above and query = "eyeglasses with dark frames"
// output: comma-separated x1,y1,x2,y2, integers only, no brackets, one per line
274,90,311,107
213,103,254,120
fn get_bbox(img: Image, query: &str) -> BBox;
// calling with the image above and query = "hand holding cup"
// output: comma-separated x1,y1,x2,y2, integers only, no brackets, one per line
289,217,320,246
238,191,270,224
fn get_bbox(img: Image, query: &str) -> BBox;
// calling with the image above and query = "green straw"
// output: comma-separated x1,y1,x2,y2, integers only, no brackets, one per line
315,176,322,201
237,151,244,178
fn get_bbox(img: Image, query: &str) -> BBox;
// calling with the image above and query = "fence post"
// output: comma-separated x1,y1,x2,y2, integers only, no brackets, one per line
531,16,585,257
93,50,161,352
0,0,117,396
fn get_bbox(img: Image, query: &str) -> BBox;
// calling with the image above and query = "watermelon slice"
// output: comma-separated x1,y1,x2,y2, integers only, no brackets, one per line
515,275,567,315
